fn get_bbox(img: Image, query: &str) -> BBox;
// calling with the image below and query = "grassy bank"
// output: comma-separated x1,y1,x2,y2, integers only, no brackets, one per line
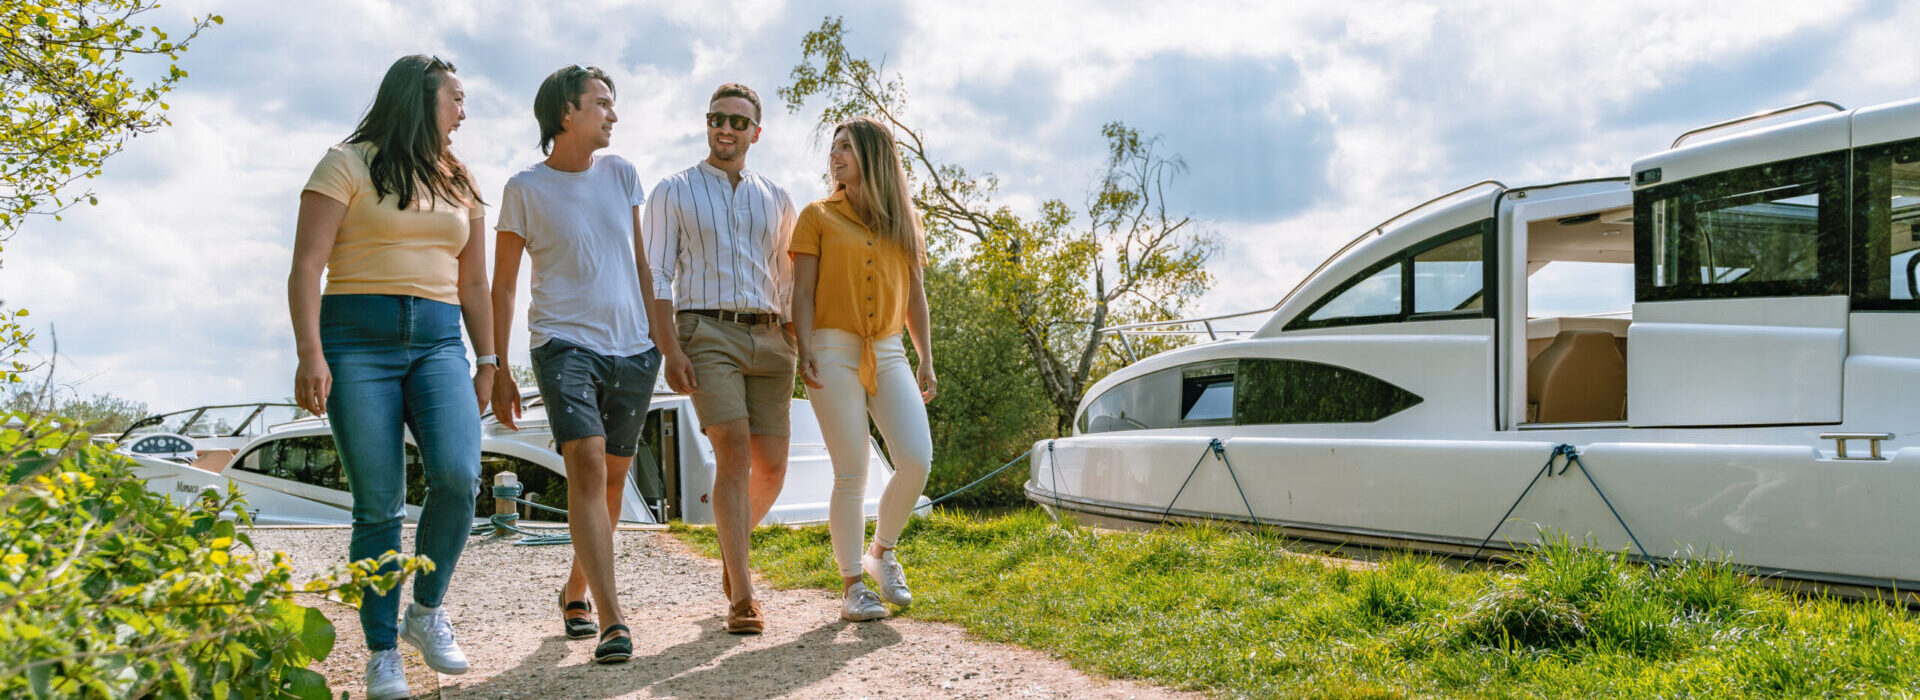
673,509,1920,699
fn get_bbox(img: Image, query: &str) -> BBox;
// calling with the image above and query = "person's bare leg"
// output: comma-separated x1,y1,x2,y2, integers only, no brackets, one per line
560,437,624,636
707,418,754,604
565,454,633,620
746,433,789,526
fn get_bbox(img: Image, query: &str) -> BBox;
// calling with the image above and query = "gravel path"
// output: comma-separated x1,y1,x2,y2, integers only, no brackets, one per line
252,527,1202,700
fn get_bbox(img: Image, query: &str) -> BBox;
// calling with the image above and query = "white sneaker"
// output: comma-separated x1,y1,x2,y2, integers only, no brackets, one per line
862,550,912,608
364,648,409,700
841,582,889,621
398,602,470,675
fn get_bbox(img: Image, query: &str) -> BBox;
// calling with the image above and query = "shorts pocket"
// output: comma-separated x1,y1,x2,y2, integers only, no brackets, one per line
676,315,702,347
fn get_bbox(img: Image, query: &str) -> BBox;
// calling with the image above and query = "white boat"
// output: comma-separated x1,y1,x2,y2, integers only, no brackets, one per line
123,390,914,527
1027,98,1920,589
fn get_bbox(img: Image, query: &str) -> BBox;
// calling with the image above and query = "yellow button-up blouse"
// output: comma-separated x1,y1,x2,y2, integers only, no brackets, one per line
790,189,923,394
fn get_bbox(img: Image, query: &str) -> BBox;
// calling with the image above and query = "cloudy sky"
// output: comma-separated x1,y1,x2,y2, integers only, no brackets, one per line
4,0,1915,410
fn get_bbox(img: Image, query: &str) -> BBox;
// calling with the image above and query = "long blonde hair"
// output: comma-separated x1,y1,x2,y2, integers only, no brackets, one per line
834,117,923,260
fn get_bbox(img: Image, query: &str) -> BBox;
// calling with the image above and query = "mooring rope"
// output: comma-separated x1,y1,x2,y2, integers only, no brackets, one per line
1160,438,1258,525
470,482,656,547
478,444,1048,544
1469,443,1655,568
912,447,1034,513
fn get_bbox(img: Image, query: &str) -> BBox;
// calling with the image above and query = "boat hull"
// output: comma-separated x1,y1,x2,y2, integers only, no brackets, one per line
1028,432,1920,589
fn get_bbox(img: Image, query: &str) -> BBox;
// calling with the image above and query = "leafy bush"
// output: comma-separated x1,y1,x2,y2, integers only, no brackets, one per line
918,261,1055,508
0,411,423,698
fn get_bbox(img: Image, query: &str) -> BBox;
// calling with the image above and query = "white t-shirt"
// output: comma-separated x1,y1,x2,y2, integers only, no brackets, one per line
495,154,655,357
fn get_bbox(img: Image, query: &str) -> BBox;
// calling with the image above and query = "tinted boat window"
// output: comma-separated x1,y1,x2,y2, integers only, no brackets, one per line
1078,359,1421,433
1287,219,1494,330
1635,151,1847,301
1852,138,1920,309
237,436,349,491
1235,359,1422,424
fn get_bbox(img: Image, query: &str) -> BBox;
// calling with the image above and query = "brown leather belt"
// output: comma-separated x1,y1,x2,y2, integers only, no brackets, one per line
681,309,781,325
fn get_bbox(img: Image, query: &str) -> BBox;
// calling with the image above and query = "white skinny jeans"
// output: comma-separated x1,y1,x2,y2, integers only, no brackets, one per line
809,328,933,578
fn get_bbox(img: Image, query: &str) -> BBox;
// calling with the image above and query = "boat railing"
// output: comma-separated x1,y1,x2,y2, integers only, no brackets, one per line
1670,100,1845,149
1097,179,1509,363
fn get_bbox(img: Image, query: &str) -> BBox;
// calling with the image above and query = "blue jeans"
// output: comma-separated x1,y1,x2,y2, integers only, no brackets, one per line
321,294,480,651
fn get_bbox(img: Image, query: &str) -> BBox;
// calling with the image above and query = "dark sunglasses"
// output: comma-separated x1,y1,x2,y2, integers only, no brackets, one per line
424,55,454,73
705,112,757,131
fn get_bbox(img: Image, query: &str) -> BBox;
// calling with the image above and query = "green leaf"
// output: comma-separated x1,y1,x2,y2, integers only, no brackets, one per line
280,667,331,700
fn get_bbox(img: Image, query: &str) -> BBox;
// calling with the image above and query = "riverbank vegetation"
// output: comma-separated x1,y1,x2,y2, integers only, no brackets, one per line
677,510,1920,699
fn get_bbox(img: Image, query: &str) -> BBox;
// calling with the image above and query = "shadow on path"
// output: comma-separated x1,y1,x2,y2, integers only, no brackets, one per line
441,615,901,699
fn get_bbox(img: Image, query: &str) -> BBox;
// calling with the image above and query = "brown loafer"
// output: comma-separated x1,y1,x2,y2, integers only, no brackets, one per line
726,598,764,635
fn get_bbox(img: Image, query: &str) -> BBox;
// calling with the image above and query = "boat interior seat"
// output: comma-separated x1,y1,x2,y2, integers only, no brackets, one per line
1527,329,1626,423
191,448,235,474
1525,316,1630,362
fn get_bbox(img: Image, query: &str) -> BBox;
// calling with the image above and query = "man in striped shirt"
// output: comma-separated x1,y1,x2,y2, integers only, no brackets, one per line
641,83,796,635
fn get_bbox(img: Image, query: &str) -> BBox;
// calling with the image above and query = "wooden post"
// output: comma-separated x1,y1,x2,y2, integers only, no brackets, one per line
493,471,518,518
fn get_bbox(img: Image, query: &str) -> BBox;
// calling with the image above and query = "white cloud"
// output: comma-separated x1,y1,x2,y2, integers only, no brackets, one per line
0,0,1901,410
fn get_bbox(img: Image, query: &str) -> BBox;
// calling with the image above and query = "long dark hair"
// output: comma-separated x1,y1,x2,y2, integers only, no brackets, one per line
345,54,483,210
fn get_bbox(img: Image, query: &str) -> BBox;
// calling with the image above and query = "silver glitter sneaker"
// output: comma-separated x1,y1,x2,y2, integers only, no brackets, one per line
862,550,912,608
841,582,889,621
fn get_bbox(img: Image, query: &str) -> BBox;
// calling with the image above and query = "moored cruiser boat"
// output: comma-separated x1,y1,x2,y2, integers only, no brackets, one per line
1028,98,1920,589
122,390,913,526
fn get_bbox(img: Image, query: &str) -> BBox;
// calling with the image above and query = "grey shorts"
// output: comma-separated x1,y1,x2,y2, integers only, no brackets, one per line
530,338,660,457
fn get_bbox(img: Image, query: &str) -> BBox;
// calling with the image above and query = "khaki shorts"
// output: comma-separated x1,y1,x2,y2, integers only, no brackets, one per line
676,313,797,436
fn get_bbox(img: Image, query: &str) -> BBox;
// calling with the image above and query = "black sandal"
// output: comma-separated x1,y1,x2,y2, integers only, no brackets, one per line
559,590,595,640
594,624,632,664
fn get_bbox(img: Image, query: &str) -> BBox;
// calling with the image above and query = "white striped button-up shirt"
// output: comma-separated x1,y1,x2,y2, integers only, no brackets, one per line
641,161,796,317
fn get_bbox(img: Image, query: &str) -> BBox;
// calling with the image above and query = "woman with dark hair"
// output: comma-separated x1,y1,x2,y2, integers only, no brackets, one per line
790,116,936,622
288,54,493,700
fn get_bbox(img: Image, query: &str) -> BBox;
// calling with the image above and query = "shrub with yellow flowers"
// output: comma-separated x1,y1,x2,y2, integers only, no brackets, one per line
0,411,425,698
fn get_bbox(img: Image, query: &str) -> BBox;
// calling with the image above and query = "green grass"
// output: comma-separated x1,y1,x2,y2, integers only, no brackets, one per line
672,510,1920,699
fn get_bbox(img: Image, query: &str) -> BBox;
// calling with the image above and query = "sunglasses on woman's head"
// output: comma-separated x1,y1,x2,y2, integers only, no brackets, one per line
706,112,757,131
424,55,454,73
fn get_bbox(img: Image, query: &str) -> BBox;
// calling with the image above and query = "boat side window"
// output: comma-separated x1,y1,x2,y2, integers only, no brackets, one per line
1851,138,1920,309
1235,359,1422,424
1634,150,1848,301
1303,261,1402,324
235,436,348,491
1287,219,1493,330
1078,366,1181,434
1413,232,1485,314
1078,358,1422,434
1180,362,1236,424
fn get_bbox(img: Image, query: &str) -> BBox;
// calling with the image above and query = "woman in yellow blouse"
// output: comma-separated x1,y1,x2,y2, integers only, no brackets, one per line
791,116,936,622
287,54,493,700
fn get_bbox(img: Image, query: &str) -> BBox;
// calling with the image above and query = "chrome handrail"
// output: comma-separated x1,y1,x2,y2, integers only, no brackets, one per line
1670,100,1845,149
1098,180,1509,347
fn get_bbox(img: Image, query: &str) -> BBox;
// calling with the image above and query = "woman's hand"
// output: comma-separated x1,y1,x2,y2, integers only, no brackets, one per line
798,349,824,390
491,368,523,430
294,353,332,416
472,364,496,414
917,361,937,403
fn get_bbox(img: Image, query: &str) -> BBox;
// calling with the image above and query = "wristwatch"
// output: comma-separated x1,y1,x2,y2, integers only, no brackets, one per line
475,354,498,367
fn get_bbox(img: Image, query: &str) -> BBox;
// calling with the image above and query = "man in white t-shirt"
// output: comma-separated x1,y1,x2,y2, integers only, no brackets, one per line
490,65,674,663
